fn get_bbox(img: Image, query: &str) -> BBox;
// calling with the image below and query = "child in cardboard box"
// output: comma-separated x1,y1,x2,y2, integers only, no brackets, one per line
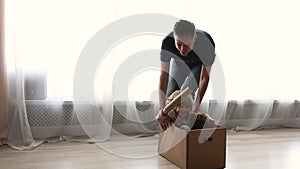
156,90,216,131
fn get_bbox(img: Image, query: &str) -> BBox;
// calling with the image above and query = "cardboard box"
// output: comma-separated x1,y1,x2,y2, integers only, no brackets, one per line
158,125,226,169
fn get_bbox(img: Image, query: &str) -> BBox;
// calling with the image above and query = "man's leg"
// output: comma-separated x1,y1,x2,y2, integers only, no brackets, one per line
166,60,188,97
180,65,201,99
166,76,179,97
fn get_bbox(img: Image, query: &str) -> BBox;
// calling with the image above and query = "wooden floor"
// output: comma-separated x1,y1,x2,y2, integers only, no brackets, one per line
1,128,300,169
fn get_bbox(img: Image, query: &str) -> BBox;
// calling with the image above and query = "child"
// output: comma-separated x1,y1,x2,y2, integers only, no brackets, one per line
156,90,215,131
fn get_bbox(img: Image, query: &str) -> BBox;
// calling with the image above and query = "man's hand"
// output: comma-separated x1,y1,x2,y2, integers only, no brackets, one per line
160,122,171,131
160,117,172,131
205,114,216,127
156,110,173,131
192,107,200,114
196,113,216,127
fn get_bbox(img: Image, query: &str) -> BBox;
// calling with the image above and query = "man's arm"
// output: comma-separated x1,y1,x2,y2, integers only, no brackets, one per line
157,61,171,131
159,61,170,110
193,66,211,112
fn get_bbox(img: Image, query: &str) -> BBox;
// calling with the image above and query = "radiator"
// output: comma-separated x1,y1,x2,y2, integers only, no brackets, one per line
26,100,300,139
26,100,158,139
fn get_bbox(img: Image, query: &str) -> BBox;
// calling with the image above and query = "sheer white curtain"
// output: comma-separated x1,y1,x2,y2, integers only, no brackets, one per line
4,0,300,150
4,0,162,150
5,0,46,149
5,0,119,150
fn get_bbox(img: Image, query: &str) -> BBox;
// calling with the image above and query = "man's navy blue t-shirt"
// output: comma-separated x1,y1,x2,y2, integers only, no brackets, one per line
160,30,216,67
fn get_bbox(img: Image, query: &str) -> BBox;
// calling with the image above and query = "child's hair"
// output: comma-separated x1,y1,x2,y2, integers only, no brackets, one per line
166,90,194,109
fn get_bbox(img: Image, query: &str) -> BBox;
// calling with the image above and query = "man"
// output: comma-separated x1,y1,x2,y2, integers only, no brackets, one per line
159,19,215,114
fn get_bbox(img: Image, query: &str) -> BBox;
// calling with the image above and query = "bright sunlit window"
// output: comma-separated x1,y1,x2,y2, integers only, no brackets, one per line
5,0,300,101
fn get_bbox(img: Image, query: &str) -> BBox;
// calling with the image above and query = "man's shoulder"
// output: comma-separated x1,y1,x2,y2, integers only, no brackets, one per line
196,29,215,47
161,32,175,51
196,29,209,35
162,32,174,42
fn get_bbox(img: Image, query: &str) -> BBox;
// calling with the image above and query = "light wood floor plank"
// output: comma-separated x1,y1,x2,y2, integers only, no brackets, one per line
1,128,300,169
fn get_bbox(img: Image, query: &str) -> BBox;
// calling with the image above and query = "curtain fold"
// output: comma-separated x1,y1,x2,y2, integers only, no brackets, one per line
0,0,8,145
3,0,43,150
7,69,44,150
214,99,300,131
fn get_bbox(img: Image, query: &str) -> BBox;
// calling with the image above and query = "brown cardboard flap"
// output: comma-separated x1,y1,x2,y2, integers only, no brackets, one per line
158,125,188,169
158,124,188,154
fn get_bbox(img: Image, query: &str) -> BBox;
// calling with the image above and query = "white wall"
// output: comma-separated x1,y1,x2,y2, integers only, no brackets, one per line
5,0,300,100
